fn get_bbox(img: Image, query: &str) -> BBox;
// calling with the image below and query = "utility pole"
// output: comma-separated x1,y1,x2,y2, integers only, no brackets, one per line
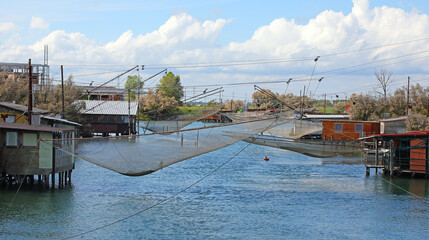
324,94,327,114
61,65,65,119
28,59,33,125
407,76,410,116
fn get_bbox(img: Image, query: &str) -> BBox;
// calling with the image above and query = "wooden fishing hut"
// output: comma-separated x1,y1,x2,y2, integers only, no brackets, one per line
322,120,380,140
79,100,138,136
0,101,49,124
0,122,77,188
201,111,233,123
363,131,429,177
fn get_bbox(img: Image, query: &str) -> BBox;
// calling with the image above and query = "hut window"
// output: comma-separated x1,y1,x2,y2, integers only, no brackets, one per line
5,115,16,123
334,123,343,132
23,133,37,147
355,124,363,133
6,132,18,146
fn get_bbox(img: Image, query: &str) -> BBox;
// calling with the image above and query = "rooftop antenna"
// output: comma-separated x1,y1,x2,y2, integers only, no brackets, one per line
43,45,49,88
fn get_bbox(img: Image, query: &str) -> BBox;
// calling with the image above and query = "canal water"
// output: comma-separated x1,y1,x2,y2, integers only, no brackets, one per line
1,139,428,239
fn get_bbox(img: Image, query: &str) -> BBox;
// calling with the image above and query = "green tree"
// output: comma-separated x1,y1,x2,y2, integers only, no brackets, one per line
251,89,282,109
224,99,245,112
156,72,184,104
409,83,429,115
142,89,179,120
125,75,143,101
348,94,376,121
0,76,28,105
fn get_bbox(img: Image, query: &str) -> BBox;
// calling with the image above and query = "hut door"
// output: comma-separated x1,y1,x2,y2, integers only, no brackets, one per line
410,138,427,173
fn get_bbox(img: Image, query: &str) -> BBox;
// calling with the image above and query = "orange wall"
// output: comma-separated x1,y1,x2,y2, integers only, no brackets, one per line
322,121,380,140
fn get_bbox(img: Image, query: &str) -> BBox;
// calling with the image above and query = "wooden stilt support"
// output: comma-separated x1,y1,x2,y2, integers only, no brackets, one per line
375,139,379,174
44,175,49,188
68,170,72,184
389,140,394,177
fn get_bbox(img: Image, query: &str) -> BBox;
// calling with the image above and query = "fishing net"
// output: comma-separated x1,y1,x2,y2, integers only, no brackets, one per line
223,110,321,139
264,119,322,139
141,107,220,133
47,115,283,176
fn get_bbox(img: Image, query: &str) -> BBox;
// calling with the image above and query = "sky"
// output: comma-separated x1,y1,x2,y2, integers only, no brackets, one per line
1,0,429,102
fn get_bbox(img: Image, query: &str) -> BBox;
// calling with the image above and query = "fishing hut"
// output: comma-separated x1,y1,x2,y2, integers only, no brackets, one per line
201,111,233,123
0,101,49,124
379,116,407,134
80,86,127,101
322,120,380,140
0,122,77,188
79,100,138,136
363,131,429,177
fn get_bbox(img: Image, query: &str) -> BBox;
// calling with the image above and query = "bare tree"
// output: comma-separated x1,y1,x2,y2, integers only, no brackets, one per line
374,68,393,100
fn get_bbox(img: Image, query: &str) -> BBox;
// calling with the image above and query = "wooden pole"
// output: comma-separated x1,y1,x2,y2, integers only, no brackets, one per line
61,65,65,119
324,94,326,114
52,140,55,189
28,59,33,125
407,76,410,115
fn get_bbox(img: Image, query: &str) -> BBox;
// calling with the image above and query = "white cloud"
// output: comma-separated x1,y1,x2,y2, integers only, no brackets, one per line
30,17,50,29
0,22,17,33
1,1,429,97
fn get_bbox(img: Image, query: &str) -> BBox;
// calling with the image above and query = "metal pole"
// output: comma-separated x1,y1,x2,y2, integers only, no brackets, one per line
137,89,140,134
128,88,131,135
28,59,33,125
389,140,394,176
61,65,65,119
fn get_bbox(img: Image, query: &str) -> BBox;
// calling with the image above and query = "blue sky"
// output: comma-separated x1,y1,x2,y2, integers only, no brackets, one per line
1,0,429,101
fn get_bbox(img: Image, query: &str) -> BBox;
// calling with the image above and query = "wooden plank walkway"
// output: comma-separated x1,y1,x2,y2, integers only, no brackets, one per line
365,164,384,175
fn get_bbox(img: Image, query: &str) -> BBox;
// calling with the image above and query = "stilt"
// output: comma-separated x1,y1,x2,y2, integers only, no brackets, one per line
59,172,62,188
44,175,48,188
389,140,394,177
366,167,370,176
68,170,72,184
65,171,68,186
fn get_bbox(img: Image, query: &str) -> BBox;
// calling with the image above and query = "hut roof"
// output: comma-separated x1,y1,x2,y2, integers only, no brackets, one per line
0,102,49,114
0,122,74,133
78,100,138,116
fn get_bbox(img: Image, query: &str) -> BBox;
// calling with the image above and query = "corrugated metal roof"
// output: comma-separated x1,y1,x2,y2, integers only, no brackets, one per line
0,102,49,114
0,122,74,133
79,100,138,116
41,115,82,126
304,114,350,119
360,131,429,140
379,116,408,122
